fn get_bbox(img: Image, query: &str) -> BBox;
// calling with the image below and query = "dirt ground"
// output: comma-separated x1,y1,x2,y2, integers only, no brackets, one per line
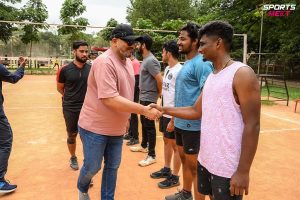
1,75,300,200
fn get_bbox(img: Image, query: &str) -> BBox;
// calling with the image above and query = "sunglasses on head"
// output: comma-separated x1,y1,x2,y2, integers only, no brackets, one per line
120,38,135,46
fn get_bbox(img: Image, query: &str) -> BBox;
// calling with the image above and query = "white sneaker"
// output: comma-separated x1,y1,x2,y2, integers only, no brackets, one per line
130,146,148,153
139,156,156,167
78,190,90,200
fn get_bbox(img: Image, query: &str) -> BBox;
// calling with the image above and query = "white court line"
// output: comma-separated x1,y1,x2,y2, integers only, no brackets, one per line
262,112,300,125
5,106,61,110
260,128,300,133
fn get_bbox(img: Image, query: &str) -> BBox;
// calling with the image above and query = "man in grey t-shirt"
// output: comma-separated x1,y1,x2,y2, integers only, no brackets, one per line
130,34,162,167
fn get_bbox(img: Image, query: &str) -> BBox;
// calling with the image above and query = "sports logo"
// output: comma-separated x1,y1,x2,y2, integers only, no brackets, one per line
263,4,296,17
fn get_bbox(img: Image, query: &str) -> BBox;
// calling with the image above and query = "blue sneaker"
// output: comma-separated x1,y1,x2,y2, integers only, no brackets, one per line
0,180,17,194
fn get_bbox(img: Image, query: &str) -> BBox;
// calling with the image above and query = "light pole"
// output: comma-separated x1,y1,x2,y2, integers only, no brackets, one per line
257,3,264,75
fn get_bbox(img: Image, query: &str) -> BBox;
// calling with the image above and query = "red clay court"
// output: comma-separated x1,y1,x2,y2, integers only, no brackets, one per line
1,75,300,200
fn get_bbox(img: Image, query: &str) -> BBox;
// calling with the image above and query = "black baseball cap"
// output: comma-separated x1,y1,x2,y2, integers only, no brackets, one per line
110,24,141,42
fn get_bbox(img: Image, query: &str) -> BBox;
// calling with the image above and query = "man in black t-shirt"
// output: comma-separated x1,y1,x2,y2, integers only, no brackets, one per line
57,41,91,170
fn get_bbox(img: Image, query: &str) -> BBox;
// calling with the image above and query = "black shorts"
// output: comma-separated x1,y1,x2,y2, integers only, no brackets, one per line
197,162,243,200
174,127,200,154
63,109,80,136
159,116,175,139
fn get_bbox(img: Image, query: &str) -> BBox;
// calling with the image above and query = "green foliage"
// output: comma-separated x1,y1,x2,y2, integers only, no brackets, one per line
19,0,48,44
99,18,118,41
58,0,90,57
127,0,197,27
161,19,185,31
0,0,21,42
58,0,89,40
39,31,61,54
19,0,48,58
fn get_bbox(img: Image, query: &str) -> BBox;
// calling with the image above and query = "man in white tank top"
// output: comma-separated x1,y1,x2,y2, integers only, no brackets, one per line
151,21,261,200
150,40,182,189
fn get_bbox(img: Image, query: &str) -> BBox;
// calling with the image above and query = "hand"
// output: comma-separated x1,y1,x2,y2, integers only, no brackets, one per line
166,120,174,132
149,103,163,113
230,170,250,196
143,106,162,120
18,56,27,67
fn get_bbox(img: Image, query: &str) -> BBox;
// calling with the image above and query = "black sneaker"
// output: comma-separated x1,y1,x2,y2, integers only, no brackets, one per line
70,156,79,170
150,167,171,179
165,190,192,200
123,134,131,140
158,175,180,189
126,138,139,146
0,180,17,194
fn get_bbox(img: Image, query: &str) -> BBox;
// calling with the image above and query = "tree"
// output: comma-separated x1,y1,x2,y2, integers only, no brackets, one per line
127,0,197,27
39,32,61,56
58,0,89,42
19,0,48,57
0,0,21,43
99,18,118,41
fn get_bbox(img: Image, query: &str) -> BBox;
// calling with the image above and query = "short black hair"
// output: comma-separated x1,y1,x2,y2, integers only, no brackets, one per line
180,22,201,43
140,34,153,51
163,40,179,59
198,21,234,51
73,40,88,50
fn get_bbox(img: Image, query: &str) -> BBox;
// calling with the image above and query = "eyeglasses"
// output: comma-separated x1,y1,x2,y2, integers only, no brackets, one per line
120,38,135,46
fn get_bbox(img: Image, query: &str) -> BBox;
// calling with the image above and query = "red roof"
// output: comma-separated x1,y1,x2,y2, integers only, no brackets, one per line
92,47,109,52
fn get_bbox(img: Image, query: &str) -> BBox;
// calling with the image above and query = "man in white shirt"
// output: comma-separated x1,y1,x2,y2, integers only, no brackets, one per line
150,40,182,189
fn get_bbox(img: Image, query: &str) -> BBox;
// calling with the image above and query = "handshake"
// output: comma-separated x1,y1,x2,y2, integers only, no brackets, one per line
142,104,163,120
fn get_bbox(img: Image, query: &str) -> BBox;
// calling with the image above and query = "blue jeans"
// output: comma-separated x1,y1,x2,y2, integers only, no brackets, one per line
0,108,13,181
77,126,123,200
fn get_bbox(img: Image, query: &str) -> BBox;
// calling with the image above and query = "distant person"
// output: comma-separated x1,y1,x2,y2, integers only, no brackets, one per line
150,40,182,189
56,41,91,171
87,51,98,65
53,56,60,69
76,24,161,200
3,55,8,68
130,34,163,167
0,57,27,194
125,53,141,146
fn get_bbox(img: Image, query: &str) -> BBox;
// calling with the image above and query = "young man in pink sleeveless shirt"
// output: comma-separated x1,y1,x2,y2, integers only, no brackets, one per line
151,21,260,200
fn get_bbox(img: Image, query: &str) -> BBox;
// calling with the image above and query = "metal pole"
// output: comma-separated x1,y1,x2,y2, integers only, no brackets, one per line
258,6,264,75
243,34,247,64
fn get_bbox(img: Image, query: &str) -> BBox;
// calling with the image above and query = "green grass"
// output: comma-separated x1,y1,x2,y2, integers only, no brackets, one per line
261,86,300,100
261,100,276,106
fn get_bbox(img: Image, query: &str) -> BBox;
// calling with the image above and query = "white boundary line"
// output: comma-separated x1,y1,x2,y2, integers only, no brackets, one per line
260,128,300,133
262,112,300,125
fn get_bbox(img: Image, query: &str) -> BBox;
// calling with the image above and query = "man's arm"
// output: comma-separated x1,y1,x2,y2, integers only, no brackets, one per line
230,67,261,196
154,73,163,97
151,94,202,120
0,57,26,83
102,95,161,120
57,82,64,95
56,67,65,95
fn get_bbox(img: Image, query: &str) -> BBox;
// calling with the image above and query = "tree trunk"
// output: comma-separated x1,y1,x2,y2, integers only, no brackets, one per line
29,41,33,68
